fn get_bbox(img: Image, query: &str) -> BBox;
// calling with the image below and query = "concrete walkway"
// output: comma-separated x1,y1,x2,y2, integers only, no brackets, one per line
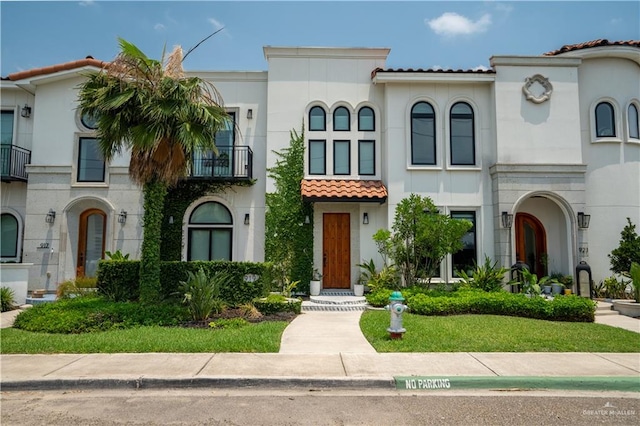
279,311,376,354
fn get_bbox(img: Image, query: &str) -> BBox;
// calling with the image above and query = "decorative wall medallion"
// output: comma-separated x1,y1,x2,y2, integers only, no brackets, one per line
522,74,553,104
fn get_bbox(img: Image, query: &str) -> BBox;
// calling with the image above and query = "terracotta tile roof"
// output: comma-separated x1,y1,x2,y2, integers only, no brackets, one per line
301,179,388,203
371,67,495,79
543,39,640,56
6,56,108,81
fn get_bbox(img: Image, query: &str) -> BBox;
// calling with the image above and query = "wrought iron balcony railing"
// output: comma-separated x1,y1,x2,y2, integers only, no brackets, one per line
1,144,31,182
189,145,253,181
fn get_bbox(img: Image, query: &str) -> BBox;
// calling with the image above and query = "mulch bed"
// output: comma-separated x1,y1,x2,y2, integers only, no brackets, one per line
180,308,298,329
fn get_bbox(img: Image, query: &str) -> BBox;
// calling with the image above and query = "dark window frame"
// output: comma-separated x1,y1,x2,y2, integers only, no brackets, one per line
595,102,616,138
187,201,233,261
358,107,375,131
1,110,15,145
358,139,375,175
411,102,436,165
628,103,639,139
77,137,105,182
309,106,326,131
333,140,351,175
450,211,477,277
333,107,350,131
0,213,18,258
449,102,475,166
308,139,326,175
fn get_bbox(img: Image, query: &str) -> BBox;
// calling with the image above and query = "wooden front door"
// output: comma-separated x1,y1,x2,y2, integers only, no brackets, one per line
515,212,547,277
77,209,106,278
322,213,350,289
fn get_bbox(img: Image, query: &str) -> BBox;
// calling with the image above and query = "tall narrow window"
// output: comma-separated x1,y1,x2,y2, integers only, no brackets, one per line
192,112,235,178
358,107,375,131
309,106,326,131
0,213,18,259
450,102,475,165
451,211,476,277
333,140,350,175
77,137,105,182
595,102,615,137
333,107,350,131
1,111,14,145
309,140,326,175
629,104,639,139
358,140,375,175
411,102,436,165
187,201,233,261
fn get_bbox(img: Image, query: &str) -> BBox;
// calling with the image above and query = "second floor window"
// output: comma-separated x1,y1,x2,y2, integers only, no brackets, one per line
358,107,375,131
77,137,105,182
595,102,615,137
1,111,14,145
309,106,326,131
629,104,639,139
333,107,350,131
450,102,475,165
309,140,326,175
411,102,436,165
333,140,350,175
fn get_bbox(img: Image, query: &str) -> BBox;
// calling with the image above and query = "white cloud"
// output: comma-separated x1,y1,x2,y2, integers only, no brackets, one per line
79,0,95,6
426,12,492,36
154,23,166,31
472,64,490,71
208,18,224,31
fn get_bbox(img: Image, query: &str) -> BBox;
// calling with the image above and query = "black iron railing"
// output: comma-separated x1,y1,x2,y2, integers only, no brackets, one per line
1,144,31,182
189,145,253,180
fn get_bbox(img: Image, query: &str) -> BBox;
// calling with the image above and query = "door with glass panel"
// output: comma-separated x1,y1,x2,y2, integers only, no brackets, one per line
77,209,106,278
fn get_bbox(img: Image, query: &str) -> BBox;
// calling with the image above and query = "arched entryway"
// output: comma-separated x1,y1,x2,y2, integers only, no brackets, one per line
515,212,547,277
77,208,106,278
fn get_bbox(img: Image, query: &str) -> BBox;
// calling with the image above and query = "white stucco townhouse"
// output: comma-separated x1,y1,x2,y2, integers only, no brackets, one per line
1,39,638,295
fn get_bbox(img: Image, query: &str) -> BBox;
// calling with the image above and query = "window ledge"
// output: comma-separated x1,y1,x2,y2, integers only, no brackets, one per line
445,165,482,171
407,165,442,171
71,182,109,188
626,138,640,145
591,137,623,144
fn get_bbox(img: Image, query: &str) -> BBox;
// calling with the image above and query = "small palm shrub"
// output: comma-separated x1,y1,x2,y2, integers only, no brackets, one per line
179,268,228,321
57,277,98,299
1,287,16,312
456,256,509,292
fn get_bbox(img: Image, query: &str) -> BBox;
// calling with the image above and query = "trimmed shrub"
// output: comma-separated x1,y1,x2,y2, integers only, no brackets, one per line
253,294,302,315
365,289,394,307
97,261,140,302
13,296,188,334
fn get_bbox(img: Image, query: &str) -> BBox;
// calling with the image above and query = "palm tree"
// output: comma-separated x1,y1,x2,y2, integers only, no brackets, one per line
78,38,231,303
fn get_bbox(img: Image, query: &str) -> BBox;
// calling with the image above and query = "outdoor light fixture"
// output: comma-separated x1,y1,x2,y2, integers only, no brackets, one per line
21,104,32,118
45,209,56,224
247,109,253,119
363,212,369,225
118,210,127,224
501,211,513,228
577,212,591,229
244,213,250,225
304,215,310,225
168,216,174,224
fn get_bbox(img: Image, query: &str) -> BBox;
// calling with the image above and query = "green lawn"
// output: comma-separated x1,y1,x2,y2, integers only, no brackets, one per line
360,311,640,352
0,322,289,354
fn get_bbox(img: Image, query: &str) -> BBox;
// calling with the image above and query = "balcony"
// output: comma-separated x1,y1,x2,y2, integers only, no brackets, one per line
189,145,253,181
1,144,31,182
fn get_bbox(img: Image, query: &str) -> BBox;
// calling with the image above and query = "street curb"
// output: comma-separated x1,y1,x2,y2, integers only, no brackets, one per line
2,376,639,392
0,377,395,391
395,376,640,392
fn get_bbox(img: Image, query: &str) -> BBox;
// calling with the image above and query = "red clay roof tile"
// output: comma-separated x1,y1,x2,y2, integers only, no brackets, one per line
543,39,640,56
301,179,388,203
7,57,108,81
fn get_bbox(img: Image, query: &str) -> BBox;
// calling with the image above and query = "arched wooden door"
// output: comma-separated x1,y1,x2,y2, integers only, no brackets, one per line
515,213,547,277
77,209,106,278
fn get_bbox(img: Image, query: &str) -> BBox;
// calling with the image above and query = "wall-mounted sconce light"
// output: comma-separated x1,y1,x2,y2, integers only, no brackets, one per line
118,209,127,224
247,109,253,119
304,215,310,225
168,216,174,224
577,212,591,229
501,211,513,228
363,212,369,225
244,213,250,225
21,104,32,118
45,209,56,224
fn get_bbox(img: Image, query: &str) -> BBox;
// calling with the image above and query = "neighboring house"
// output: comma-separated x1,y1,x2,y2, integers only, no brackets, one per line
1,40,638,294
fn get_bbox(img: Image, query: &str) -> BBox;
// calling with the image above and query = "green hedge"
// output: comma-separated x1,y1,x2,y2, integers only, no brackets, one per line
366,288,596,322
97,260,273,306
253,294,302,315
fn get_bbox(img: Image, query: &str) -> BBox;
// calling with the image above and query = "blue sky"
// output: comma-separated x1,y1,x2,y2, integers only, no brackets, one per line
1,1,638,76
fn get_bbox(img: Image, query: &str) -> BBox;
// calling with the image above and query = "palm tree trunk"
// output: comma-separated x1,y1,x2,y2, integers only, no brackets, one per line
139,179,168,303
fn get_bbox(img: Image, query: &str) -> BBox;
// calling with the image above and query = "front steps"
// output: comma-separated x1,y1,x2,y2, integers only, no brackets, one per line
595,301,621,316
301,290,369,312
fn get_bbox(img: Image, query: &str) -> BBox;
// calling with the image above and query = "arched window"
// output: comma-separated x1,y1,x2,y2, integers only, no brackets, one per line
628,104,639,139
187,202,233,261
595,102,616,137
358,107,375,131
333,107,350,131
450,102,475,165
1,213,18,259
411,102,436,165
309,106,326,131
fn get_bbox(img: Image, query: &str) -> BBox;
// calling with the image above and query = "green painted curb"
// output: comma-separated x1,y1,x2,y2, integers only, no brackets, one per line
395,376,640,392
